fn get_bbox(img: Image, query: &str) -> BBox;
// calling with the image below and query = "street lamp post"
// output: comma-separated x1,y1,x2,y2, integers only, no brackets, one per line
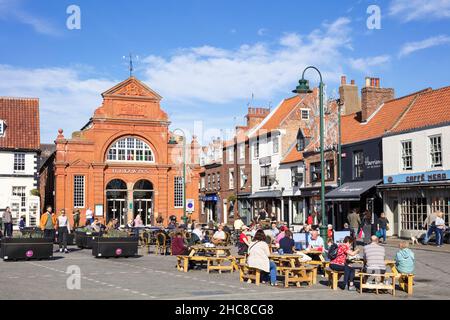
292,66,328,241
170,129,188,226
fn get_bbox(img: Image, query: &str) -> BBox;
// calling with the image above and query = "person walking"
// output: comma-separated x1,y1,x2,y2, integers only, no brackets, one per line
347,210,361,238
57,209,71,253
422,211,437,245
435,211,447,248
73,209,80,230
85,207,93,225
362,211,372,245
3,207,13,237
40,206,57,240
377,212,389,243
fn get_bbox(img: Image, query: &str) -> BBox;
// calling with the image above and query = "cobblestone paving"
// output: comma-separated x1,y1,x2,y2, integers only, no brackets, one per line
1,243,449,300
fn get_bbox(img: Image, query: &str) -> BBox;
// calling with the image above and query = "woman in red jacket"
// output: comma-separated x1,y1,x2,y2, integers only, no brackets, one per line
171,231,188,256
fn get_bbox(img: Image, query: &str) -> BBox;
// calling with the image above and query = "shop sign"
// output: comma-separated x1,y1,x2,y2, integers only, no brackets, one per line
111,169,151,174
385,169,450,184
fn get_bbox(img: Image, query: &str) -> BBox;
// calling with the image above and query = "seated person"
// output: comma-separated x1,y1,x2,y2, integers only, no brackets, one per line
275,226,287,244
126,219,134,229
247,230,277,286
329,236,360,291
223,224,231,234
279,230,296,254
192,223,204,242
167,220,177,230
271,222,280,238
363,235,386,275
307,230,324,251
134,214,145,228
171,231,188,256
238,225,250,255
155,216,164,228
212,224,226,245
395,241,415,274
91,218,102,233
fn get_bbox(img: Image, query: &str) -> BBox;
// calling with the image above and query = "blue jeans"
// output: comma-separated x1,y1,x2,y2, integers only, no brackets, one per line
379,228,387,242
423,225,436,244
262,261,277,285
436,228,444,246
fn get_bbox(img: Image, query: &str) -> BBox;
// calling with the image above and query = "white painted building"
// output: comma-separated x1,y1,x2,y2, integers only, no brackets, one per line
0,98,41,229
380,86,450,238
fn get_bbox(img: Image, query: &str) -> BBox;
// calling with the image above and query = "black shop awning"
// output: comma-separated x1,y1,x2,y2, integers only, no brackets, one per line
325,180,382,201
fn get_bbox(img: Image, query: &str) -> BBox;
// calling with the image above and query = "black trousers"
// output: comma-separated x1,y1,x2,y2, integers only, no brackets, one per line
3,223,13,237
58,226,69,249
330,263,356,287
44,229,55,241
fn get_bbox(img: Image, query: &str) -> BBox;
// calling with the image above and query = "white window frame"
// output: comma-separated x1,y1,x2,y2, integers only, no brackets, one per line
227,147,234,163
240,166,246,189
301,109,310,120
106,136,155,163
0,120,4,136
239,143,245,160
174,177,184,208
273,135,279,154
253,141,259,159
73,175,85,208
229,168,235,190
429,135,442,168
14,153,26,172
401,140,413,171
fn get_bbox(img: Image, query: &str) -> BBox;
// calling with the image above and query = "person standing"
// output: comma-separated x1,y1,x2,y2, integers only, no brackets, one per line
40,206,57,240
422,211,437,245
73,209,80,230
347,210,361,238
3,207,13,237
435,211,447,248
85,207,93,225
57,209,71,253
362,211,372,245
377,212,389,243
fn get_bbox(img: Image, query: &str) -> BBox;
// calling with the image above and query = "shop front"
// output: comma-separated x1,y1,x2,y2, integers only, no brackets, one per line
380,169,450,238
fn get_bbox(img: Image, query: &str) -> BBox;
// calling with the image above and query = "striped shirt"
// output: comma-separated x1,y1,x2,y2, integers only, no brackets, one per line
363,243,386,269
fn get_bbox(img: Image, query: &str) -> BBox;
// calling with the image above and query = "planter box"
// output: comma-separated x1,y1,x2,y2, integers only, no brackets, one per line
75,231,100,249
91,237,139,258
1,238,53,261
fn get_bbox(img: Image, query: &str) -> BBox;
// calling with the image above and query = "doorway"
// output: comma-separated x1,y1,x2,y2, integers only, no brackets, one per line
106,179,128,226
133,180,154,226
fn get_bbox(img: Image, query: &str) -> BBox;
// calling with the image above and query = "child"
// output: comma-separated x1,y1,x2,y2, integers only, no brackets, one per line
327,224,334,240
395,241,415,274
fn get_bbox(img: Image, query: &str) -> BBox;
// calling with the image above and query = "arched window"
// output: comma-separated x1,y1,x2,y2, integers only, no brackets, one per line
134,180,153,190
106,179,127,190
106,137,154,163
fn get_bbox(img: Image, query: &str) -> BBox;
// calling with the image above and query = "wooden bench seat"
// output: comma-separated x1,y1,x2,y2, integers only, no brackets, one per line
357,272,397,296
324,267,344,290
239,264,261,286
176,255,208,273
232,255,246,271
397,273,415,295
207,257,234,274
282,266,315,288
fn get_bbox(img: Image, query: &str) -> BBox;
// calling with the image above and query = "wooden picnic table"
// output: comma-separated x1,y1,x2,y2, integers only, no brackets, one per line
188,245,233,257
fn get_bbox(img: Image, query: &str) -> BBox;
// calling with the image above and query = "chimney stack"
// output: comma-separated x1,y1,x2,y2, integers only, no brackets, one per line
361,77,394,122
339,75,361,116
246,107,270,129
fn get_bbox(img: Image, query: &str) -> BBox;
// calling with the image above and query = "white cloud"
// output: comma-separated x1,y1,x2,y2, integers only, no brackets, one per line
348,55,391,73
389,0,450,22
0,0,59,35
398,35,450,57
141,17,353,104
0,64,115,141
257,28,268,36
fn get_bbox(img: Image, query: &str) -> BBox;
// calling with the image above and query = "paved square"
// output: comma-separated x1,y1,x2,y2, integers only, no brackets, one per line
1,243,449,300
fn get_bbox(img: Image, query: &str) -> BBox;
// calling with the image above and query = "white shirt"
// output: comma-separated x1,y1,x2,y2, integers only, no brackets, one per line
435,217,446,229
58,215,69,227
213,230,225,240
193,228,203,240
234,219,244,231
86,209,93,219
308,236,324,249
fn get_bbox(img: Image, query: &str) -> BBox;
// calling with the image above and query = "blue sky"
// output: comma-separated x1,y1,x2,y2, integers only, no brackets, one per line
1,0,450,143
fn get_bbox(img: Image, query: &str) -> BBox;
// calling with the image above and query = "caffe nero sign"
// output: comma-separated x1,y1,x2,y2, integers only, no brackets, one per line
384,169,450,184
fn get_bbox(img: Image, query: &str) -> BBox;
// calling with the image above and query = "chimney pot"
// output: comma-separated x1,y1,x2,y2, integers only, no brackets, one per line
365,77,371,87
351,79,355,85
341,76,347,85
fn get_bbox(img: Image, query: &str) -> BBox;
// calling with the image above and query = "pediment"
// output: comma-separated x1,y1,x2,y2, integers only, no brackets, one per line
69,159,91,168
102,77,162,100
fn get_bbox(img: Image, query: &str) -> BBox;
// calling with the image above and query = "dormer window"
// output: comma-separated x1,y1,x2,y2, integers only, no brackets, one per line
0,120,5,136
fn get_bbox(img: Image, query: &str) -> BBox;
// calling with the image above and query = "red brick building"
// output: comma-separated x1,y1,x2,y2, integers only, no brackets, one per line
40,77,200,226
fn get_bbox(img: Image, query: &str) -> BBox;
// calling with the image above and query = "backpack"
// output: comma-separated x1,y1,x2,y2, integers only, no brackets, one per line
327,243,339,260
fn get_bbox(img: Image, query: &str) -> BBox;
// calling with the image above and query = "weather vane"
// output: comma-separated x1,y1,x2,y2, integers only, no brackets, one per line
123,53,139,77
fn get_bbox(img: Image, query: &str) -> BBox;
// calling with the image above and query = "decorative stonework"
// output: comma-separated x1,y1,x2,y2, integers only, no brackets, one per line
116,82,147,97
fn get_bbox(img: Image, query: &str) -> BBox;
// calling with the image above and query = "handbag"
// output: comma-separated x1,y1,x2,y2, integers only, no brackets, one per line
386,224,390,231
376,230,382,238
